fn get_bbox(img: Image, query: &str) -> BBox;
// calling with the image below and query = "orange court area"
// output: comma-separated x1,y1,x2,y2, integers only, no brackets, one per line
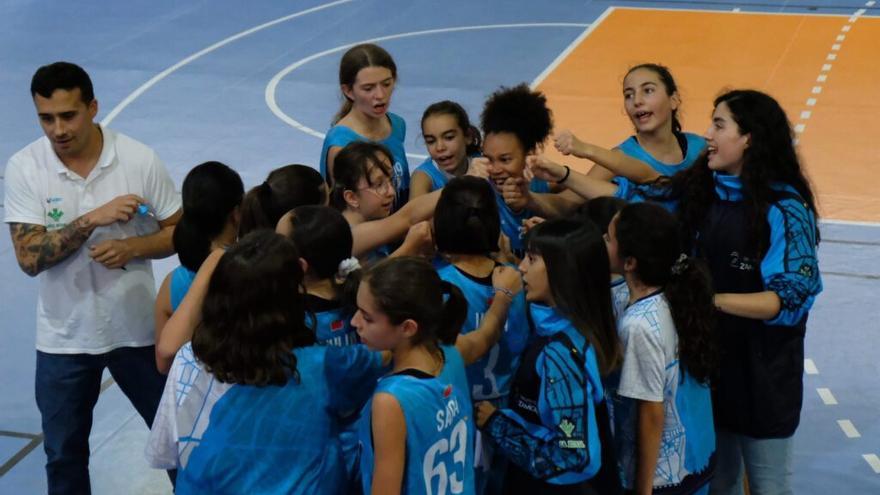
536,7,880,222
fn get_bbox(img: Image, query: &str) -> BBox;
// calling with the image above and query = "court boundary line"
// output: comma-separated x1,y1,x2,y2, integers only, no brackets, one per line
530,7,616,88
100,0,355,127
611,5,880,18
0,377,116,477
264,22,590,161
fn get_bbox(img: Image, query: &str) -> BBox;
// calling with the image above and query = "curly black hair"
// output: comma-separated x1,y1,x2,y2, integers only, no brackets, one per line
480,83,553,153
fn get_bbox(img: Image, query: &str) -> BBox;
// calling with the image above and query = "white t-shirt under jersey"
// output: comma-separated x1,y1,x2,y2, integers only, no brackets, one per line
4,127,180,354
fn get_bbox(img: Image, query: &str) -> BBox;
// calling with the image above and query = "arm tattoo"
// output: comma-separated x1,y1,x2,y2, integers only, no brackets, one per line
10,216,95,276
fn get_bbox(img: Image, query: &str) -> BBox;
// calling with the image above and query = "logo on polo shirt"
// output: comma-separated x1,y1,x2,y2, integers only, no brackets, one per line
47,208,64,222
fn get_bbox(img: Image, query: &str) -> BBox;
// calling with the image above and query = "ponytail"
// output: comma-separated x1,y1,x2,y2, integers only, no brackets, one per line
438,281,468,345
665,255,717,384
615,203,718,383
361,257,466,350
173,215,212,272
175,161,244,272
238,182,273,237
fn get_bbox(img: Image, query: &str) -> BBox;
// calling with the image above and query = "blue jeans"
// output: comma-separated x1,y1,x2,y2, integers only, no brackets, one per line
709,429,794,495
35,346,168,495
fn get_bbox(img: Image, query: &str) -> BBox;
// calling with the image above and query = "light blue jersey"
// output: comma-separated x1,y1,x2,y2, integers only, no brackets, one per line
412,157,452,192
320,112,411,212
359,346,476,495
146,343,385,494
606,291,715,491
494,178,550,255
305,295,358,347
436,263,529,401
169,265,196,312
613,132,705,208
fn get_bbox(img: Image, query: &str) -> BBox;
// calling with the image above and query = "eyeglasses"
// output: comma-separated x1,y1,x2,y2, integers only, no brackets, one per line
358,176,398,196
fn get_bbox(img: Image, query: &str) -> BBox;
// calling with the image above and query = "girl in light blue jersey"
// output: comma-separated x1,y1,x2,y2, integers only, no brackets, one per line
433,176,530,493
276,205,360,347
479,84,555,258
476,218,623,494
154,161,242,369
321,43,409,211
411,101,482,199
147,230,388,494
604,202,717,494
331,141,447,264
352,257,522,495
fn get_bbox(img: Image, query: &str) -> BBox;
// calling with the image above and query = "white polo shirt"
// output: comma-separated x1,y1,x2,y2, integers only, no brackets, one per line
4,127,181,354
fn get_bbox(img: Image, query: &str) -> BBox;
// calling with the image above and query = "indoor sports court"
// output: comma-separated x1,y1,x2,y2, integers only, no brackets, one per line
1,0,877,492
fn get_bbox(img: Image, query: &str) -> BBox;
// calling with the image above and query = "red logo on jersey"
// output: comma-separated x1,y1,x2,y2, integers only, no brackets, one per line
443,385,453,398
331,320,344,332
487,296,494,306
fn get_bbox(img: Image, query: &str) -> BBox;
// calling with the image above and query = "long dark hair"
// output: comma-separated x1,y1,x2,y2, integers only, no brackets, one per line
421,100,482,156
527,219,621,374
330,141,394,210
660,89,819,255
480,83,553,153
239,164,326,237
362,257,467,349
173,161,244,272
333,43,397,124
615,203,717,383
434,176,500,255
192,230,315,386
625,63,682,134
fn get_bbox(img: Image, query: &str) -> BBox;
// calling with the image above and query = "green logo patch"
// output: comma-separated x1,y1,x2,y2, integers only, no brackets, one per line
47,208,64,222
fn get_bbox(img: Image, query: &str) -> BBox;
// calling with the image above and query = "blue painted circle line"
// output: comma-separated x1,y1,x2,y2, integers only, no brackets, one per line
264,22,589,159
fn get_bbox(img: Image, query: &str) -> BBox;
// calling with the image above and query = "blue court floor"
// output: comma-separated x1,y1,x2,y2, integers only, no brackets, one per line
1,1,878,493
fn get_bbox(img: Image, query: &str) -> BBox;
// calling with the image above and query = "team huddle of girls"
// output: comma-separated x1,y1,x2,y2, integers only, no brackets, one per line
145,43,822,495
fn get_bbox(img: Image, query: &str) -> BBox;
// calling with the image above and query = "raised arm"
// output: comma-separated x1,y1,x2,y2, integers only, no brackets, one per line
555,130,660,184
351,188,442,258
455,265,522,365
155,249,224,373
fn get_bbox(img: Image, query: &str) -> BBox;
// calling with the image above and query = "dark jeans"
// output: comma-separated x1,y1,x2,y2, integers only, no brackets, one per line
35,346,168,495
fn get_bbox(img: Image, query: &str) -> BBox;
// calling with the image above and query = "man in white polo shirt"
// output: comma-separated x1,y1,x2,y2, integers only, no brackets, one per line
4,62,182,494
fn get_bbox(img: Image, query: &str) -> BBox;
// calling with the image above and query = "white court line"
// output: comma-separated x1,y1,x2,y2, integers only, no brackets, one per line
817,388,838,405
863,454,880,474
838,420,861,438
100,0,354,126
822,64,833,71
804,358,819,374
530,7,614,88
265,22,589,159
613,5,880,19
800,110,812,119
812,86,823,94
820,218,880,227
794,123,806,133
806,97,818,106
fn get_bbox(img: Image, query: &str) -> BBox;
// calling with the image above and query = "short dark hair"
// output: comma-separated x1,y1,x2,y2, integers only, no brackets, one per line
239,164,326,237
285,205,353,280
192,230,315,386
31,62,94,103
434,176,500,255
330,141,394,210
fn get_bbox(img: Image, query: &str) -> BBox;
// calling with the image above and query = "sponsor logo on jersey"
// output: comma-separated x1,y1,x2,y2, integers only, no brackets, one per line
558,417,586,449
443,384,453,398
331,320,344,332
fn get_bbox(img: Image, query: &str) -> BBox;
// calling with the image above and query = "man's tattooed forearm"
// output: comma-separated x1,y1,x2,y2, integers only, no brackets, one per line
10,218,94,276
